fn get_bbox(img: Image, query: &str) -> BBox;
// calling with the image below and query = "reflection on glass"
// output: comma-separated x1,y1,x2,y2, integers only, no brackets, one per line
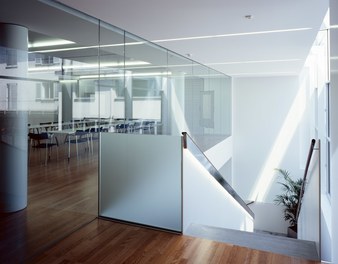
1,0,232,260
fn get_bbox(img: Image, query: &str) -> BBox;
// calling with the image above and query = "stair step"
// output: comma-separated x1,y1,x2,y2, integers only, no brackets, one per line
185,223,319,261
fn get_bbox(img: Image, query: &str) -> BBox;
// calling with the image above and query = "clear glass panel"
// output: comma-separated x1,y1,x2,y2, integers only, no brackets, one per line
1,0,232,261
125,32,169,135
167,52,193,136
0,1,100,261
183,62,232,150
97,21,125,130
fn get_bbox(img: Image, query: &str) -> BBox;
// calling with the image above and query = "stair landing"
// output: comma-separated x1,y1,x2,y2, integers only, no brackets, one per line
185,223,319,261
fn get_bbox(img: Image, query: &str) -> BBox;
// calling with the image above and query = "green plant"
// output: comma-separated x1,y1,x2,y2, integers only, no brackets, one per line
274,169,304,229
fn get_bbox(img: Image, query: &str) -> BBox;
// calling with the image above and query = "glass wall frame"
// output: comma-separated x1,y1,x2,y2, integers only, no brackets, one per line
0,0,231,260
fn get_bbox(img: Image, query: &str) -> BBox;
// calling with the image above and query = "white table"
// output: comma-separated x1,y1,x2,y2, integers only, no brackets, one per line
50,129,76,162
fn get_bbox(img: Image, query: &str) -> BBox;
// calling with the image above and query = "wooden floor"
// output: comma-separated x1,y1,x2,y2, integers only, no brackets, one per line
0,138,321,264
0,141,98,263
31,218,320,264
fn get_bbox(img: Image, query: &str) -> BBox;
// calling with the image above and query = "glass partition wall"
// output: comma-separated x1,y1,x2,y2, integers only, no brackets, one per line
0,2,101,262
0,0,231,261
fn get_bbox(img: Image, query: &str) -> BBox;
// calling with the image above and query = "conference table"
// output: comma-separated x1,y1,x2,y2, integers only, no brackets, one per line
29,128,95,162
28,119,162,162
50,129,79,162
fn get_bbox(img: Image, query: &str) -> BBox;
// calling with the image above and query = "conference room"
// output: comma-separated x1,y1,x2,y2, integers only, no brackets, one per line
0,1,231,261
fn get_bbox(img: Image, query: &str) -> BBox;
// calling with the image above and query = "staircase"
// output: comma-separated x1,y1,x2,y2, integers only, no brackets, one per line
185,223,319,261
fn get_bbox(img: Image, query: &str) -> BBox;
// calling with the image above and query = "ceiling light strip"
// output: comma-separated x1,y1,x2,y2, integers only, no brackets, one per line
153,28,312,43
79,71,172,79
28,61,149,72
230,71,298,76
28,39,75,48
29,41,144,54
207,59,302,65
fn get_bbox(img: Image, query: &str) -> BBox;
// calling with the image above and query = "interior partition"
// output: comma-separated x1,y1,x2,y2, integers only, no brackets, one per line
99,133,182,232
0,0,232,261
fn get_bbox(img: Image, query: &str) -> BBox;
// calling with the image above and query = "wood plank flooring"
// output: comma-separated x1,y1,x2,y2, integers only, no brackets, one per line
31,218,320,264
0,138,322,264
0,141,98,263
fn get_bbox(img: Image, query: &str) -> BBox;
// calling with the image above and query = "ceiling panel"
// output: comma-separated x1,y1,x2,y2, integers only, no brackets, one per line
57,0,329,76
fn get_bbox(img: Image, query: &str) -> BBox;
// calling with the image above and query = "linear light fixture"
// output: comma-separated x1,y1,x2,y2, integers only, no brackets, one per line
28,61,149,72
28,65,61,72
63,61,150,69
229,71,298,76
29,41,144,54
206,59,302,66
28,39,75,48
59,80,78,84
152,27,312,43
79,71,172,79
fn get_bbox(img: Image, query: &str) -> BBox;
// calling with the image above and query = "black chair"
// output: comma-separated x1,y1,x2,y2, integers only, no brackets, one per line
28,132,58,165
133,121,143,134
116,123,133,133
142,121,155,134
39,122,52,132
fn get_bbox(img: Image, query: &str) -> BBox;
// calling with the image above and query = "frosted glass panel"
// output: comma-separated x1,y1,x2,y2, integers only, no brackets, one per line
100,133,182,232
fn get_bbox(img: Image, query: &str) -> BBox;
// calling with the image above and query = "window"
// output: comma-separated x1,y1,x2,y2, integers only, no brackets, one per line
200,91,214,128
36,82,58,101
6,83,18,110
75,80,96,101
6,48,17,69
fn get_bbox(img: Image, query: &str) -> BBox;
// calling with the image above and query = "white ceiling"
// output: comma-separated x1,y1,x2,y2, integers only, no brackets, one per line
57,0,329,77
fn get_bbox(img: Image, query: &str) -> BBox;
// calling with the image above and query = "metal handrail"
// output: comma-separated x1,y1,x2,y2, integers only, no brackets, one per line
182,132,255,218
296,139,317,222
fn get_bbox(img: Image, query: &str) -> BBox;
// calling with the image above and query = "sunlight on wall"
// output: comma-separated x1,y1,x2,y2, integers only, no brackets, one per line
249,82,307,202
184,150,254,232
170,77,190,135
186,150,253,221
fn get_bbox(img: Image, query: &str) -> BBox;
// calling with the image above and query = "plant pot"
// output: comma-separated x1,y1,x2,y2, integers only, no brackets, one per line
287,226,297,238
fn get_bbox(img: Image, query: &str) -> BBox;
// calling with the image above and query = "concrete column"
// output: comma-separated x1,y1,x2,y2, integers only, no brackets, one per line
0,23,28,213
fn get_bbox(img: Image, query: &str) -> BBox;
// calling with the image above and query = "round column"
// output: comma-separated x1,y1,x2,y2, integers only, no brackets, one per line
0,23,28,213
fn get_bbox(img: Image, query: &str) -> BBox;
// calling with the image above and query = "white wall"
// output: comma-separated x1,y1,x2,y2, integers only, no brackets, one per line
330,69,338,263
330,1,338,262
204,136,233,184
170,74,188,136
248,202,289,234
233,76,307,203
183,148,254,233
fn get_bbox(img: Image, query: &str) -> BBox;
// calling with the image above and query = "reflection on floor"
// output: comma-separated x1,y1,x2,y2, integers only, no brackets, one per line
185,223,319,261
0,140,98,263
31,219,320,264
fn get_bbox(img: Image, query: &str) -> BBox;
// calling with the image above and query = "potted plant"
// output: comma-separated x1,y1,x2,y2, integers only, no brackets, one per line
274,169,304,238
